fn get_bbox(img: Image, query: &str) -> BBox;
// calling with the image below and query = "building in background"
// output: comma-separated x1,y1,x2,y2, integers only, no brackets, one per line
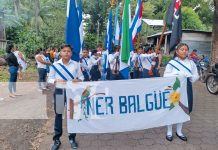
147,29,212,59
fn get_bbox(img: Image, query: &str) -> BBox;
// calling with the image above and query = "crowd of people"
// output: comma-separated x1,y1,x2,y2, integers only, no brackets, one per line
34,44,163,91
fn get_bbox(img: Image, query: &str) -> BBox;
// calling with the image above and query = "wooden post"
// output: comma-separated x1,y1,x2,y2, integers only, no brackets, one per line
156,22,167,53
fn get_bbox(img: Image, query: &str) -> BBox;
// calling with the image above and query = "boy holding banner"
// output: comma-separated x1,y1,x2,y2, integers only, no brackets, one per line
48,44,84,150
164,43,199,142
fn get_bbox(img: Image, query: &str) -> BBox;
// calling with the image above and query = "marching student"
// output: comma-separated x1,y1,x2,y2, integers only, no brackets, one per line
88,49,101,81
48,44,84,150
131,46,157,79
144,46,162,77
164,43,199,142
108,45,121,80
80,48,90,81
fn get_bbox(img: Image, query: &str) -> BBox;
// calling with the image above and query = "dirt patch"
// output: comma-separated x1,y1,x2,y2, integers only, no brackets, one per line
0,88,54,150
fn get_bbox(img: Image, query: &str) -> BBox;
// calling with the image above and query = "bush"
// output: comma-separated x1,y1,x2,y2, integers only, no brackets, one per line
161,55,173,67
0,48,6,57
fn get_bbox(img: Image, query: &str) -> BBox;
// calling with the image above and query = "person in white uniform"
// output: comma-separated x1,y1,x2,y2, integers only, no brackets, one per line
131,46,157,79
48,44,84,150
164,43,199,142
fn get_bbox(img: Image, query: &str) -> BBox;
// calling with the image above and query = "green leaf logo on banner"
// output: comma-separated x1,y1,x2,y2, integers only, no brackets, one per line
173,77,180,91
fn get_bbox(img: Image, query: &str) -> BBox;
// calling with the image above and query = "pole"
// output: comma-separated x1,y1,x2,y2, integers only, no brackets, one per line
156,21,167,53
97,20,100,45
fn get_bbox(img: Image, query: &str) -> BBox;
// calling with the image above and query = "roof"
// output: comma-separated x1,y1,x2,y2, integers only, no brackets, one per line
147,29,212,38
142,19,164,26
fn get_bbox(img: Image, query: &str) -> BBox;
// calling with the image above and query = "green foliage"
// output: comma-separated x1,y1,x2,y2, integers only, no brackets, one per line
1,0,214,58
182,7,205,30
84,33,98,50
0,48,5,57
161,55,173,66
15,26,44,57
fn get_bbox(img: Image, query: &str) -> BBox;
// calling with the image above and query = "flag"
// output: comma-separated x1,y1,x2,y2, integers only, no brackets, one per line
130,0,143,46
104,9,113,73
78,0,84,51
119,0,131,79
166,0,182,52
113,4,120,46
65,0,81,62
104,9,113,54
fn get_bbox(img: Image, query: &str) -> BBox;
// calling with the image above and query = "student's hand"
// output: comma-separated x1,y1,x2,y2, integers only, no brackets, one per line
114,52,120,57
55,79,66,84
72,79,82,83
156,65,161,70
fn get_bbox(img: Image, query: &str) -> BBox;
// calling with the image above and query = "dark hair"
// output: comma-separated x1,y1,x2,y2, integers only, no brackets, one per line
91,49,97,56
82,48,89,52
35,48,42,55
144,46,152,53
113,45,120,52
5,43,14,53
96,44,102,48
60,44,73,51
173,43,189,59
193,49,197,52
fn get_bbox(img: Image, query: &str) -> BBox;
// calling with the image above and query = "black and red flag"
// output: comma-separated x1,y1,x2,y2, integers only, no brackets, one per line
166,0,182,52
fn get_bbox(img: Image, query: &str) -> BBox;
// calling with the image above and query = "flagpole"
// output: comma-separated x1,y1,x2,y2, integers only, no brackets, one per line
155,21,167,53
137,33,141,47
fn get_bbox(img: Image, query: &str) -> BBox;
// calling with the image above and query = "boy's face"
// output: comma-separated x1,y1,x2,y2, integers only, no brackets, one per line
61,47,72,60
82,50,89,57
137,48,143,54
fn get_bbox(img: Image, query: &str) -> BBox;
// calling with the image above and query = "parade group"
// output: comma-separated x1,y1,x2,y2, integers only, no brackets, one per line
5,42,199,150
35,44,162,91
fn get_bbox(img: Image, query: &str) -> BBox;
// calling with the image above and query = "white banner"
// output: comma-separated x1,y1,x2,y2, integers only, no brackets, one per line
66,77,190,133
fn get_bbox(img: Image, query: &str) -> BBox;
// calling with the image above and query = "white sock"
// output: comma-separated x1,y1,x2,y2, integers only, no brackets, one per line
176,123,183,136
167,125,173,136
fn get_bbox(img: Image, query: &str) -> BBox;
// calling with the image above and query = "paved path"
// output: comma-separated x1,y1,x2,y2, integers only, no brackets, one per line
38,81,218,150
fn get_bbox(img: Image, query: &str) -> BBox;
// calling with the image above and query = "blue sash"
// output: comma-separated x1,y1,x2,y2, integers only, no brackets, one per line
138,55,143,69
83,58,88,66
51,63,74,81
173,60,192,74
147,57,152,65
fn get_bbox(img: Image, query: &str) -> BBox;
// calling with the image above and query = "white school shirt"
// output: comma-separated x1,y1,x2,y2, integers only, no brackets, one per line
48,59,84,85
108,52,120,70
35,54,47,69
164,57,199,83
131,52,157,70
80,57,90,71
88,55,101,69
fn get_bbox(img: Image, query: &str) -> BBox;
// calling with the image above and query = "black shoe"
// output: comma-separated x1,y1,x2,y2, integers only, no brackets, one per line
70,140,78,149
176,132,188,141
51,140,61,150
166,135,173,141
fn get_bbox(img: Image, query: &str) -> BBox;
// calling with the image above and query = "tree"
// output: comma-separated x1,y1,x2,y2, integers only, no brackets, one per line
212,0,218,63
182,7,205,30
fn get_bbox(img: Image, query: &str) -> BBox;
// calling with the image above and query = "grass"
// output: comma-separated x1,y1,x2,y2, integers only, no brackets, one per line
0,60,38,82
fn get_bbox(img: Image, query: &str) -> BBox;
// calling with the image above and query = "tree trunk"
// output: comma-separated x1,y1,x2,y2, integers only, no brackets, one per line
34,0,40,34
212,0,218,63
13,0,20,17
